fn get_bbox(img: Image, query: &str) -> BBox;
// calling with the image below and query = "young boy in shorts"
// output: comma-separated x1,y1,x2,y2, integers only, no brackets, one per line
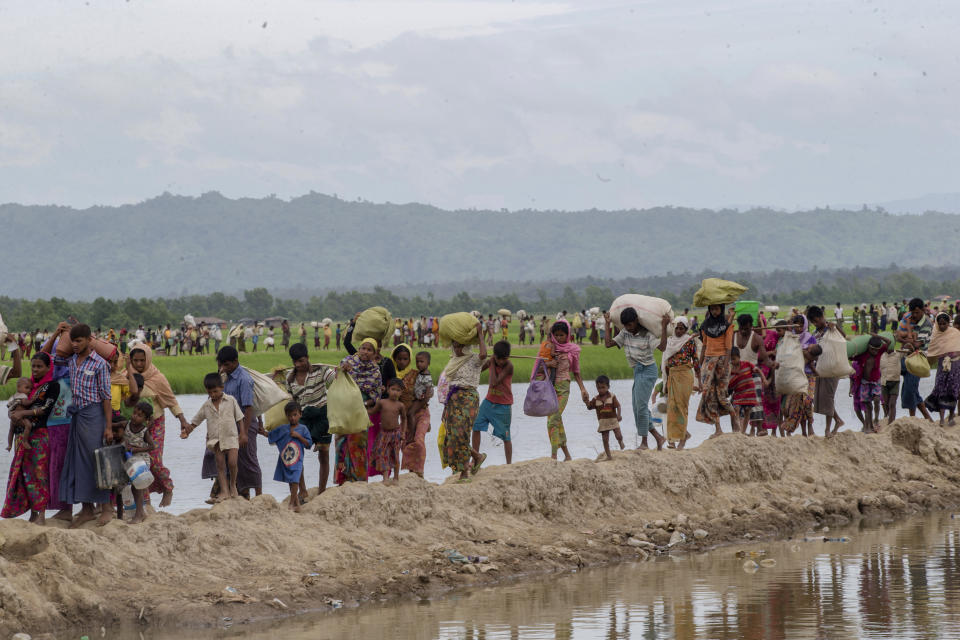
472,341,514,463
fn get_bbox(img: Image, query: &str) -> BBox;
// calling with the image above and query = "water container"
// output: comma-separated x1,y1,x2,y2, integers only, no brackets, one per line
121,484,135,510
124,455,154,490
734,301,760,325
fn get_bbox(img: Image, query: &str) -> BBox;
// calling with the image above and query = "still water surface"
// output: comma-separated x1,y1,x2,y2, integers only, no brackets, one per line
155,513,960,640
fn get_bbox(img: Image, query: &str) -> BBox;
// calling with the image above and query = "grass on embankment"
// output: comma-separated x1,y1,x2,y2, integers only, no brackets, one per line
0,343,651,399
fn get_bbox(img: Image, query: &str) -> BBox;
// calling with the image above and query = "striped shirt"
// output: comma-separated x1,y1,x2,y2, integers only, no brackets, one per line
54,351,111,409
285,364,336,409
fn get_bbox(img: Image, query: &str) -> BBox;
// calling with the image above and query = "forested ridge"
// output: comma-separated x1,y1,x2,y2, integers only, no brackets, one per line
4,191,960,298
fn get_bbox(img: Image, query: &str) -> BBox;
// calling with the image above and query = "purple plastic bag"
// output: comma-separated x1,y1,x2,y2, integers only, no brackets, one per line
523,360,560,417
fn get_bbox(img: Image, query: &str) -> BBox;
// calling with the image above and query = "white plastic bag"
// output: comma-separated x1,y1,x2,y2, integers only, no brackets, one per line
609,294,674,338
814,328,854,378
234,367,292,425
775,334,808,395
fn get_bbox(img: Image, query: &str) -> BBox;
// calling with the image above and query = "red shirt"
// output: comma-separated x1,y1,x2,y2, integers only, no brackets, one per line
486,361,513,405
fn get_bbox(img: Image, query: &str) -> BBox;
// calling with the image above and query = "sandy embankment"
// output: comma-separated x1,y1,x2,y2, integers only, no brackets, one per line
2,417,960,637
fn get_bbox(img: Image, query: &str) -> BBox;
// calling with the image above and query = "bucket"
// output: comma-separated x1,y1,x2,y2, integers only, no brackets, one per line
734,301,761,325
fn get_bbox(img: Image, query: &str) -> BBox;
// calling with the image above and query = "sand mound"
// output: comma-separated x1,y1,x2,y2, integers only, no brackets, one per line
3,417,960,636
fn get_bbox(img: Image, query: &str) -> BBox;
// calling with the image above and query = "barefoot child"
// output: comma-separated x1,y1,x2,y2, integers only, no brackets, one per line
123,401,157,524
407,351,434,428
6,377,31,451
369,379,406,484
853,334,891,433
728,347,764,435
473,341,514,464
183,373,243,501
368,378,407,485
879,348,902,424
267,402,312,511
539,320,589,460
585,375,624,460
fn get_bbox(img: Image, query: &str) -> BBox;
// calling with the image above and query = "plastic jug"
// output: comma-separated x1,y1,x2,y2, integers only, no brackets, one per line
121,485,136,510
124,453,154,490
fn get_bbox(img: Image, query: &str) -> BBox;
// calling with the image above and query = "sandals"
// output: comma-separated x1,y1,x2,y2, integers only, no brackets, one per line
471,453,487,476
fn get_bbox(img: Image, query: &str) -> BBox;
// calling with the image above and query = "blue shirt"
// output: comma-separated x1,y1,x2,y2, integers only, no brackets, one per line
224,365,255,412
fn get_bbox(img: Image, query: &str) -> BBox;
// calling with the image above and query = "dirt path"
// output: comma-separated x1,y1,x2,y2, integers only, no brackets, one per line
2,417,960,637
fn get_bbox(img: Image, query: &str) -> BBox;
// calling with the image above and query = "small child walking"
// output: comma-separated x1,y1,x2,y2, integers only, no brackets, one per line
585,375,624,460
123,401,157,524
368,379,406,485
268,401,313,511
473,341,515,464
183,373,244,501
728,347,765,435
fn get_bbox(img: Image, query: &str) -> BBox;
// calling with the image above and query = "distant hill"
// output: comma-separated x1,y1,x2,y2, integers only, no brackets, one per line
5,192,960,299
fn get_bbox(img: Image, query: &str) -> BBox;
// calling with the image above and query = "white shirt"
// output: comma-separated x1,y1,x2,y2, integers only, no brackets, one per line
834,307,843,320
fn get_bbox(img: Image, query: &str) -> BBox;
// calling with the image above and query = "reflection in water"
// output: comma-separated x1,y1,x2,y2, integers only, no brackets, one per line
152,514,960,640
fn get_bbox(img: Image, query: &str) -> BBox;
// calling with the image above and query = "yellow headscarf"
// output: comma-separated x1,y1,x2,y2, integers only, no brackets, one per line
391,343,415,379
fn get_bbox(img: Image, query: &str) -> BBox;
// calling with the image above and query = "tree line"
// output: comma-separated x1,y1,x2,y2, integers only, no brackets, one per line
2,266,959,331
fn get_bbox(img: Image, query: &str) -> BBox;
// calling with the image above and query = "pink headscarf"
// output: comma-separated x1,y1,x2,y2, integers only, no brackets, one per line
549,319,581,375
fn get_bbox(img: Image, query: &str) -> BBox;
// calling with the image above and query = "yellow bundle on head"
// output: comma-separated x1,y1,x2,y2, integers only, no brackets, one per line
353,306,393,347
439,312,481,346
693,278,748,308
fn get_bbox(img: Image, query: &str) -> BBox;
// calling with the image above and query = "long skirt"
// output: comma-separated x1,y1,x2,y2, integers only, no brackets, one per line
666,367,694,442
60,404,111,505
547,379,571,454
781,375,816,433
762,385,780,430
237,422,262,492
146,414,174,495
1,428,50,517
46,422,70,510
696,356,733,424
334,432,368,484
366,412,383,479
926,356,960,412
443,388,479,474
901,360,925,410
401,408,431,475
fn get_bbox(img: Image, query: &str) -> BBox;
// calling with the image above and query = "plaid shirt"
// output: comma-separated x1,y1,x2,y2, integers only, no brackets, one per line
54,351,111,409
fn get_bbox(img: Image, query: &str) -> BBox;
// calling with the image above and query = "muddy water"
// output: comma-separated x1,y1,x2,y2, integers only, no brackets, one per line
147,513,960,639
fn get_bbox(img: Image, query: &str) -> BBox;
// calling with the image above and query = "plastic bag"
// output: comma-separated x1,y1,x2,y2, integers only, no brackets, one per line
437,419,448,468
905,351,931,378
692,278,747,308
775,334,808,395
815,328,855,378
243,367,292,422
353,306,393,347
608,294,674,338
523,360,560,417
0,311,6,345
439,312,481,346
846,331,894,358
327,373,371,435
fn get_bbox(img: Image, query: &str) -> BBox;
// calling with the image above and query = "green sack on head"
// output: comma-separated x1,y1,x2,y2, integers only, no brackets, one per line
327,373,371,435
905,351,931,378
439,312,481,347
353,306,393,347
693,278,748,308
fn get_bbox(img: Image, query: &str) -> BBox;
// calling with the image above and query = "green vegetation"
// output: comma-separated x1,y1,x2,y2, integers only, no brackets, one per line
4,192,960,302
0,344,646,400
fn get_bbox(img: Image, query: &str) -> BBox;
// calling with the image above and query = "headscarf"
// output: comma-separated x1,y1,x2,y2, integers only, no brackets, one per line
27,352,54,402
793,315,815,348
701,304,731,339
391,344,415,380
662,318,693,363
763,329,779,353
927,316,960,358
128,343,182,415
341,352,382,400
547,318,581,374
441,344,481,390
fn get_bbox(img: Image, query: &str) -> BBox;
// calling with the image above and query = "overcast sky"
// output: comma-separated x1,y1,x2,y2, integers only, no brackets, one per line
1,0,957,211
